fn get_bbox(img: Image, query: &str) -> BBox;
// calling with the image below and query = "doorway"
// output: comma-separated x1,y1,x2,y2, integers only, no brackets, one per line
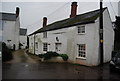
55,43,61,53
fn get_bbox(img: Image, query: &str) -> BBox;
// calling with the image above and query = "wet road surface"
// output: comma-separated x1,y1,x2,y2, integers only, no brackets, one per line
0,60,1,80
2,62,120,79
5,49,39,63
2,50,120,79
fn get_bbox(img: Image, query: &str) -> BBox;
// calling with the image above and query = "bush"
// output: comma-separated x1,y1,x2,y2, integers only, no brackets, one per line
59,54,68,61
38,54,44,58
2,42,13,62
112,51,117,58
38,51,69,61
112,50,120,58
43,51,59,60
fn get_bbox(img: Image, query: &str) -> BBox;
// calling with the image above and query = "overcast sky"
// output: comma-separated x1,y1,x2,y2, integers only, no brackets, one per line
1,0,120,34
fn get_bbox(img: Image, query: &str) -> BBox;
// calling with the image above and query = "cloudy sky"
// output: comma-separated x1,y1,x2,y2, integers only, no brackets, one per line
1,0,120,34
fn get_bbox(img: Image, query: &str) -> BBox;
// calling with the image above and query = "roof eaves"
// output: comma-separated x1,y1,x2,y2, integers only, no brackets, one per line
28,20,95,36
0,12,16,21
29,7,107,36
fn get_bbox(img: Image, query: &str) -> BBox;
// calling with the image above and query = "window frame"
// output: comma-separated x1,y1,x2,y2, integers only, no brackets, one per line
55,43,62,52
77,25,85,34
31,43,33,49
43,43,48,51
77,44,86,59
35,42,38,49
43,32,47,38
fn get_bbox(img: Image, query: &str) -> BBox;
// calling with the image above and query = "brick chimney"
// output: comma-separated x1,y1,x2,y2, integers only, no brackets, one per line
70,2,77,18
43,17,47,27
16,7,20,18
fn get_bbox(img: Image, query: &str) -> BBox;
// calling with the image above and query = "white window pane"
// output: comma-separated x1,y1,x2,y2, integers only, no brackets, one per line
78,26,85,34
43,43,47,51
78,44,86,58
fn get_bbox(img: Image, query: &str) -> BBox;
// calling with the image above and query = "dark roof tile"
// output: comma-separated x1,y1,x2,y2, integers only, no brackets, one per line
20,28,27,36
29,7,107,36
0,12,16,21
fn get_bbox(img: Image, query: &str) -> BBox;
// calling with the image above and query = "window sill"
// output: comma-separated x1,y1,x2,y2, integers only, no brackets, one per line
42,51,47,53
77,33,85,35
76,57,86,60
43,37,47,39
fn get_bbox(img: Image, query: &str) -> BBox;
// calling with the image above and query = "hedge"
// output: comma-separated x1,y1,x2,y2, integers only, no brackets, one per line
2,42,13,62
59,54,68,61
38,51,68,61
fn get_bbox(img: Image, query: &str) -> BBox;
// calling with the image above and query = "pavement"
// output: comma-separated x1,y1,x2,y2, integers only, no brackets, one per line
2,49,120,80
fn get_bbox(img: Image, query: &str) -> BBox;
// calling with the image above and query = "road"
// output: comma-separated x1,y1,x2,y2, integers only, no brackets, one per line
5,49,39,63
2,49,120,80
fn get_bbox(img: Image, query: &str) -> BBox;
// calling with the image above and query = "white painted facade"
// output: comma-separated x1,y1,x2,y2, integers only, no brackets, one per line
1,17,20,50
118,1,120,16
29,9,114,66
0,20,2,41
20,35,27,49
19,28,27,49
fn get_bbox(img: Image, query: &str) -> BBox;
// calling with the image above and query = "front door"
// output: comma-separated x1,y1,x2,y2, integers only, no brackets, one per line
55,43,61,53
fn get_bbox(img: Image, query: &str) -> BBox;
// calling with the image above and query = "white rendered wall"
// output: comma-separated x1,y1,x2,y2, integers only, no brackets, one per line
103,9,114,63
14,17,20,50
28,9,114,66
74,23,100,66
20,35,27,49
29,35,34,54
2,18,20,50
0,20,2,41
29,24,100,66
2,20,16,49
35,28,68,55
118,1,120,16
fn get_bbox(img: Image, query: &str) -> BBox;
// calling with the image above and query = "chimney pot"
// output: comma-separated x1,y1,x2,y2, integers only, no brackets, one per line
16,7,20,18
70,2,77,18
43,17,47,27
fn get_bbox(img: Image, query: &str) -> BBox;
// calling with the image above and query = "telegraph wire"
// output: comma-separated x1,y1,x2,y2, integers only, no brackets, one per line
47,2,70,17
109,0,117,16
26,1,72,28
25,0,118,29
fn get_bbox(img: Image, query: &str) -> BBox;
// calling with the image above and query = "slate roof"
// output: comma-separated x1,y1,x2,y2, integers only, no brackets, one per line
0,12,16,21
29,7,107,36
20,28,27,36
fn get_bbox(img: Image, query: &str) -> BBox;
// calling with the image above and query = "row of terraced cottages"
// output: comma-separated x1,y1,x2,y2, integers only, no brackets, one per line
28,2,114,66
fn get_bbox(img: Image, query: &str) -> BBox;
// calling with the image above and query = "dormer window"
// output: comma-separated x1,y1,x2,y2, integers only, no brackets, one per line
78,25,85,34
43,32,47,38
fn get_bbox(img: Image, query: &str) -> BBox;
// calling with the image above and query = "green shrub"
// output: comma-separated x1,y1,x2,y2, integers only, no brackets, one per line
112,50,120,58
43,51,59,60
59,54,68,61
38,52,69,61
38,54,44,58
2,42,13,62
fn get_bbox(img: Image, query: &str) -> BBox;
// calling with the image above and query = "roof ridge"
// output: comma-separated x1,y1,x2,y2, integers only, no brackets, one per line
0,12,16,15
76,7,107,17
44,7,107,27
29,7,107,36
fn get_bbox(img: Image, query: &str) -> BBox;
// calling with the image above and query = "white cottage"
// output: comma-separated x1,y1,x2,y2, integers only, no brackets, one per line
19,28,27,49
118,1,120,16
29,2,114,66
0,7,20,50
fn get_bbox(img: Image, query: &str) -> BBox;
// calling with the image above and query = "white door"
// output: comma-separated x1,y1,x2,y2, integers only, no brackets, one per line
55,43,61,53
